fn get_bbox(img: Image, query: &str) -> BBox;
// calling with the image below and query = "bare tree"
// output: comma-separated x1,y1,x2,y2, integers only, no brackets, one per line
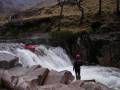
98,0,102,14
116,0,120,14
77,0,84,24
57,0,64,30
57,0,84,30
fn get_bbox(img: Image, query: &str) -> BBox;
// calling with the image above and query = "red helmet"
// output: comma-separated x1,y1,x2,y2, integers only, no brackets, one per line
75,54,81,60
24,44,35,52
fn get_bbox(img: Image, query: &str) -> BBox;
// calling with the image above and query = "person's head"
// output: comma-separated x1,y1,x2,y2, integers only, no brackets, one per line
75,54,81,60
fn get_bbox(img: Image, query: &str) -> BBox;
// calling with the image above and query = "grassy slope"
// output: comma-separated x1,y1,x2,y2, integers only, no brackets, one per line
18,0,116,17
0,0,118,32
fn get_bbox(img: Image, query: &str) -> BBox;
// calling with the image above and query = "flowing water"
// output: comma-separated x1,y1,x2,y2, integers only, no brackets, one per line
0,44,120,90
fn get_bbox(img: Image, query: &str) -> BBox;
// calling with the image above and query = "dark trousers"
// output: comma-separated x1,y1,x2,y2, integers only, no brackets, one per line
75,68,81,80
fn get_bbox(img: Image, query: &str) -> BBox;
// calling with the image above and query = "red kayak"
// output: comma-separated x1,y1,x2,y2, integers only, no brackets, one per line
24,44,35,52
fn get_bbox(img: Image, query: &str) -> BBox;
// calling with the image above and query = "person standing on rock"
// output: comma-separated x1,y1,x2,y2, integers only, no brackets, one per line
73,53,83,80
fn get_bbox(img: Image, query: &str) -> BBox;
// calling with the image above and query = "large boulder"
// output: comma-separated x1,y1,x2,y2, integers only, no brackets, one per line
39,80,112,90
70,80,113,90
38,83,85,90
0,51,19,69
82,82,113,90
1,65,49,90
43,70,74,85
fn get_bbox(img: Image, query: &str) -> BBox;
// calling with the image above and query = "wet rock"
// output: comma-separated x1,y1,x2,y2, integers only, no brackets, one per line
1,65,49,90
70,80,113,90
7,65,41,77
38,80,112,90
43,70,74,85
82,82,113,90
38,83,85,90
0,66,113,90
0,52,19,69
60,71,75,84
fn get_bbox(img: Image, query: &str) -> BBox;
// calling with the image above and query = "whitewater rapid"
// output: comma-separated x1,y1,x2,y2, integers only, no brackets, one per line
16,45,72,70
0,44,120,90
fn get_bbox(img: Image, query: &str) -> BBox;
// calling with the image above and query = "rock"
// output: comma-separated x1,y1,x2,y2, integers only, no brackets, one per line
69,80,85,88
1,65,49,90
38,83,85,90
43,70,74,85
0,66,113,90
70,80,113,90
0,51,19,69
60,71,75,84
82,82,113,90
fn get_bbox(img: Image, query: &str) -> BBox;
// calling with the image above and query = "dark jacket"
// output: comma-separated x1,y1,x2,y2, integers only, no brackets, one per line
73,60,83,70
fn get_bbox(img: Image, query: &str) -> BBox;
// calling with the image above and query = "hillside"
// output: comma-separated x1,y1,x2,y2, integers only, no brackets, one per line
7,0,118,32
0,0,120,37
16,0,116,18
0,0,57,15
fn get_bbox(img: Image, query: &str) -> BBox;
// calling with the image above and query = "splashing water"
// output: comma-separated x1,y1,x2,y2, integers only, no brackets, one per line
16,45,72,70
0,44,120,90
0,50,16,56
16,45,120,90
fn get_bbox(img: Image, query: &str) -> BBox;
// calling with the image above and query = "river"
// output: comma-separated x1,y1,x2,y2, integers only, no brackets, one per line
0,43,120,90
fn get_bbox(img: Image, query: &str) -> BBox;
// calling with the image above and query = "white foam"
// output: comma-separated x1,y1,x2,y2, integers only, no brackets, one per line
1,45,120,90
16,45,72,70
0,50,16,56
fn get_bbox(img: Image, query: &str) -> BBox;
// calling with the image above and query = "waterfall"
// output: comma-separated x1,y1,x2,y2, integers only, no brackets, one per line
15,45,120,90
0,44,120,90
16,45,72,71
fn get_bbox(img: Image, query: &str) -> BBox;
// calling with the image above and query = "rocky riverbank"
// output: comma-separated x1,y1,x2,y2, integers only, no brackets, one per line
0,51,114,90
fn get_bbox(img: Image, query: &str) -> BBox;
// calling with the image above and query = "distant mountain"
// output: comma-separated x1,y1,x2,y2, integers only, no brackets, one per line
0,0,57,15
